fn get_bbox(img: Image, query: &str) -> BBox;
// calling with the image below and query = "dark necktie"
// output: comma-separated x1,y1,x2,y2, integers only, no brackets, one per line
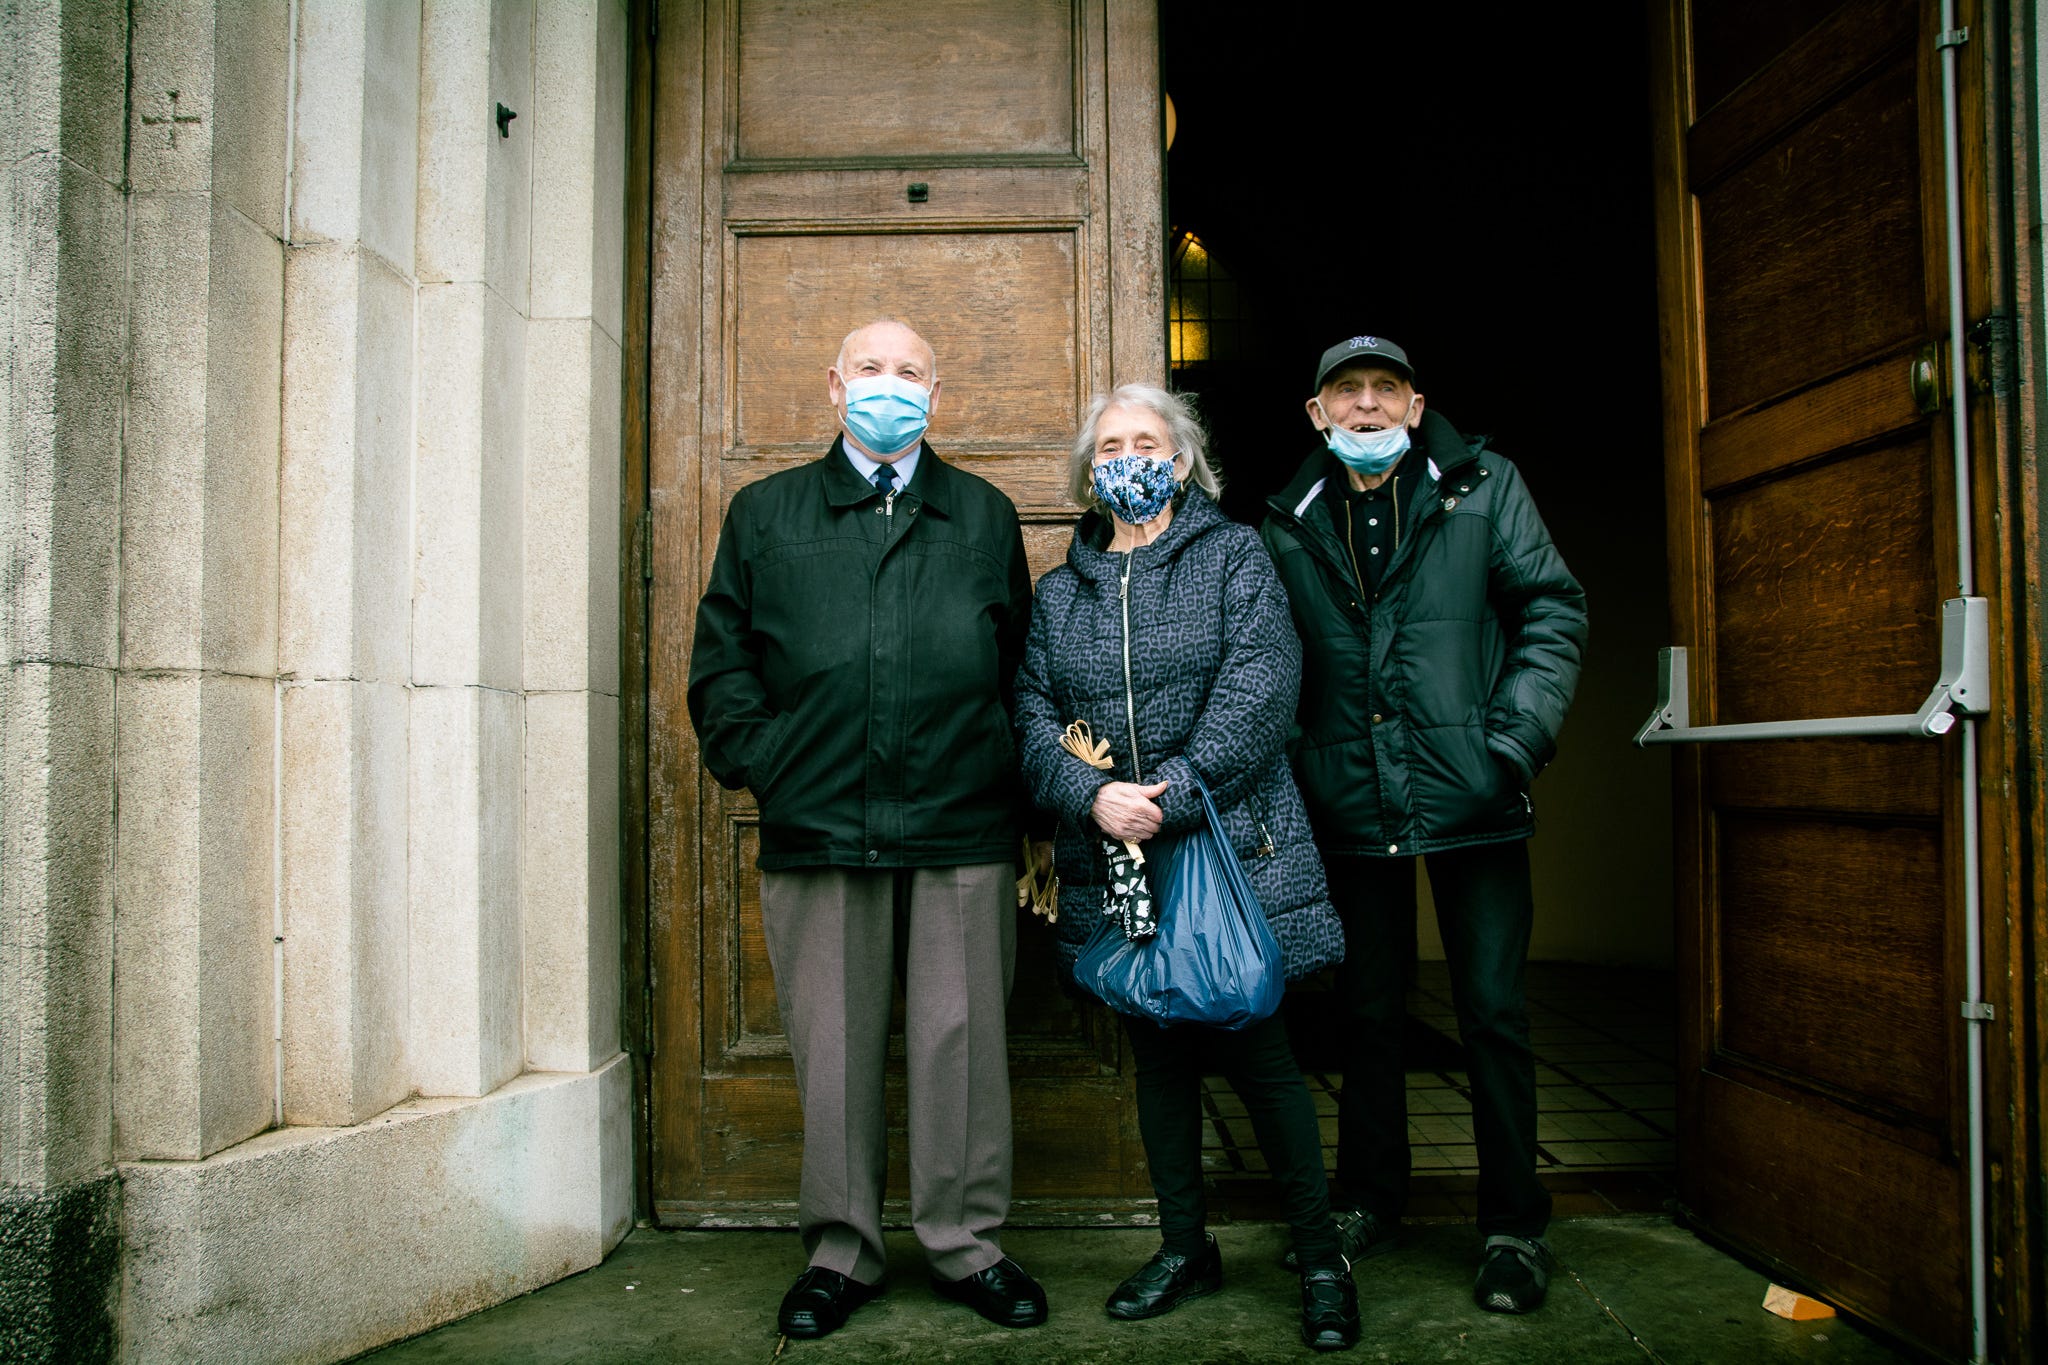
872,464,897,498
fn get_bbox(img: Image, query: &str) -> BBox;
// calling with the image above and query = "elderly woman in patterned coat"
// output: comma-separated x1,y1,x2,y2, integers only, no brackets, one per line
1014,384,1358,1353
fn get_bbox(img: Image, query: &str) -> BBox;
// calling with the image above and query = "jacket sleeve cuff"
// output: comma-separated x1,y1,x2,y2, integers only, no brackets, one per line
1149,755,1206,833
1485,729,1539,784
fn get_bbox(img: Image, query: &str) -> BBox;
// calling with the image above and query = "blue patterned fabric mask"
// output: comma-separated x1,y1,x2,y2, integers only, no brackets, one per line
1091,453,1181,525
842,374,931,457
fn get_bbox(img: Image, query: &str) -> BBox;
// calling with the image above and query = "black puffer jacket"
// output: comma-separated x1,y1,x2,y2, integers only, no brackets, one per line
1260,411,1586,857
1015,490,1344,984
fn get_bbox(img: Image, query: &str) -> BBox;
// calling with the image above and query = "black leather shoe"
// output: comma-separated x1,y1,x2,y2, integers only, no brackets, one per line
777,1266,881,1339
1105,1233,1224,1320
1284,1208,1399,1271
931,1256,1048,1328
1300,1266,1361,1352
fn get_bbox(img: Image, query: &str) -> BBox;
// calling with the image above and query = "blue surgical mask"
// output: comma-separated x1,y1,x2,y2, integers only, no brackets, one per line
1316,397,1413,475
1091,453,1181,526
842,374,932,457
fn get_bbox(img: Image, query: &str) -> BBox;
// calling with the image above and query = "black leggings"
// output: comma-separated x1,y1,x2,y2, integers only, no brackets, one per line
1121,1012,1342,1271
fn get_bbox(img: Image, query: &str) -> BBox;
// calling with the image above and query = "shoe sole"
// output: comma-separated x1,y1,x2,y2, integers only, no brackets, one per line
1476,1290,1545,1315
1105,1275,1224,1321
1303,1326,1360,1352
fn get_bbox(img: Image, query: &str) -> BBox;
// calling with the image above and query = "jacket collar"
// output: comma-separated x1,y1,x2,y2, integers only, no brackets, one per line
1065,487,1227,581
1269,408,1483,522
822,435,952,514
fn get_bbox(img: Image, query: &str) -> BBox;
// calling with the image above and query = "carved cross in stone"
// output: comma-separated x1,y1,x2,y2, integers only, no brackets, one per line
140,90,202,149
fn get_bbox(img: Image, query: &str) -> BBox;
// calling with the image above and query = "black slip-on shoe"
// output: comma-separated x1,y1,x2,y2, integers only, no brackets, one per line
1473,1234,1551,1314
1105,1233,1223,1320
931,1255,1049,1328
778,1266,882,1339
1284,1208,1399,1271
1300,1266,1361,1352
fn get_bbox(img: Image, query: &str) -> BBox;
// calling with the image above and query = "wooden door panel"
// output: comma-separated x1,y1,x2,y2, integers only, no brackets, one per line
650,0,1162,1222
1697,52,1924,419
1690,0,1845,113
729,231,1085,451
1710,439,1939,722
1715,816,1946,1120
733,0,1077,161
1691,1075,1966,1344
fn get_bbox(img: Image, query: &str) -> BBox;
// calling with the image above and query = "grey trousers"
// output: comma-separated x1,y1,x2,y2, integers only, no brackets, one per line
761,862,1017,1284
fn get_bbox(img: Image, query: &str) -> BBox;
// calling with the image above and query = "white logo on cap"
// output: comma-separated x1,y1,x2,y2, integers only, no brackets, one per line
1351,336,1379,350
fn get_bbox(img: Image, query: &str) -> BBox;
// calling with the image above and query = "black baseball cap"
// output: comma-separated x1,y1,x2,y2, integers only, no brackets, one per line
1314,335,1415,390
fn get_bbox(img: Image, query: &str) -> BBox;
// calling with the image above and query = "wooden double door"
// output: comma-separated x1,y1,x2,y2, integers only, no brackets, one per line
643,0,1164,1222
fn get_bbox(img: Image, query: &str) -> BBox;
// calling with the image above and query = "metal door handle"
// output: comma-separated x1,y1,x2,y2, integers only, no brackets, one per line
1910,342,1943,414
1634,597,1988,745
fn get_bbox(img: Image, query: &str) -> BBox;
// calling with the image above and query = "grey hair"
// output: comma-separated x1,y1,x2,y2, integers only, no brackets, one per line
1066,384,1222,508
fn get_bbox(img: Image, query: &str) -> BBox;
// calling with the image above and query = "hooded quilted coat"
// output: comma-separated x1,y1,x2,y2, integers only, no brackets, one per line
1259,409,1587,857
1014,489,1345,985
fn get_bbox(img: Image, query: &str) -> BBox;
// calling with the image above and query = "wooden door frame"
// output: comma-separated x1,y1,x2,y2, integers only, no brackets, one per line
1989,3,2048,1358
1649,2,2038,1358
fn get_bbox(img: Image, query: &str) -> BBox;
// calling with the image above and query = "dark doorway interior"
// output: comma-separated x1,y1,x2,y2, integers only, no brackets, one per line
1162,4,1678,1199
1162,6,1664,523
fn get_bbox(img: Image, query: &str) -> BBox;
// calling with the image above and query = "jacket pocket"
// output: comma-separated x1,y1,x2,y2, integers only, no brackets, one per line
748,711,797,804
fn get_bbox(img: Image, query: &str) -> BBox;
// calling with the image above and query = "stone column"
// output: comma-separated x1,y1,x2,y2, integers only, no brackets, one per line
1,5,129,1351
278,0,421,1128
523,0,626,1075
410,0,534,1099
112,0,288,1164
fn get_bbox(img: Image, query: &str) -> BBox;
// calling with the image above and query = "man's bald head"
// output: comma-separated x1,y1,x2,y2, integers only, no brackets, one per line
833,319,937,385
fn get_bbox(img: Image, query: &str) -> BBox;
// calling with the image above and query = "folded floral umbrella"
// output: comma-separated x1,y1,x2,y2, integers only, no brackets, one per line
1060,721,1156,942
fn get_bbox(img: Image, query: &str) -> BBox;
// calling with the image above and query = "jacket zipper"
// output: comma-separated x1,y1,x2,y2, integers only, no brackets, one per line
1119,550,1142,783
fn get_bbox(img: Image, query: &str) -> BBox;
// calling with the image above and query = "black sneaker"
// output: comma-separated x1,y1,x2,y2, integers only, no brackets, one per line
1299,1266,1361,1351
1283,1208,1398,1272
1473,1234,1550,1314
1105,1233,1223,1320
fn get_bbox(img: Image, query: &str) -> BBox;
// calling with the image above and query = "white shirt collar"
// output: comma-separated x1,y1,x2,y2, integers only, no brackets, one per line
842,440,922,491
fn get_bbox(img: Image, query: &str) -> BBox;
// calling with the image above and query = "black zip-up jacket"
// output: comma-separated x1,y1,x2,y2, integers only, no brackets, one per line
688,438,1034,870
1259,410,1587,857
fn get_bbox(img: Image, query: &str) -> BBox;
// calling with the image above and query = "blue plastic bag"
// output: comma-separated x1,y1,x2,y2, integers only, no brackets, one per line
1074,773,1283,1030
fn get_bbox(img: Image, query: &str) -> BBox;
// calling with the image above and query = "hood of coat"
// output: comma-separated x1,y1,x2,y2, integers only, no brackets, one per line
1065,485,1234,583
1267,407,1486,524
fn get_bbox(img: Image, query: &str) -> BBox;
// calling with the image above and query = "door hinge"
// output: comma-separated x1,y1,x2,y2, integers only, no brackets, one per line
1936,26,1969,50
1968,314,2014,398
637,506,654,583
647,1,659,41
1961,1000,1995,1021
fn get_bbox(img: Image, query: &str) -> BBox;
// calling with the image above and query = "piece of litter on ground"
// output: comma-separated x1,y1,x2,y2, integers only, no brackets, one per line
1763,1284,1836,1320
1813,1333,1829,1342
681,1288,695,1294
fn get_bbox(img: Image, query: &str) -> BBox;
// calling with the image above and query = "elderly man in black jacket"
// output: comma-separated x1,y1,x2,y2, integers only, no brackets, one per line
688,319,1046,1339
1261,336,1587,1316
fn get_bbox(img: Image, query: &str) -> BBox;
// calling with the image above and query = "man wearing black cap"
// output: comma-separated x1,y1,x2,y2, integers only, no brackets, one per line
1260,336,1587,1315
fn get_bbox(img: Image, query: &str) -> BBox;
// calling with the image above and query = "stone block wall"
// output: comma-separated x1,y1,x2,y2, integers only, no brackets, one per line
2,2,631,1360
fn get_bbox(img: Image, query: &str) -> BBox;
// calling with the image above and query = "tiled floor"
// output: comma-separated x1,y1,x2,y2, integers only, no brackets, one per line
1206,961,1678,1217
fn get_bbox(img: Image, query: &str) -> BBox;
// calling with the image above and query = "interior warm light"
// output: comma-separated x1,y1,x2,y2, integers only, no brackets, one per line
1165,93,1177,150
1170,229,1237,371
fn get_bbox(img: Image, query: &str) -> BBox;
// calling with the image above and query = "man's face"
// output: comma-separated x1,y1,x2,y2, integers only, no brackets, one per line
1306,363,1423,436
828,322,941,458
